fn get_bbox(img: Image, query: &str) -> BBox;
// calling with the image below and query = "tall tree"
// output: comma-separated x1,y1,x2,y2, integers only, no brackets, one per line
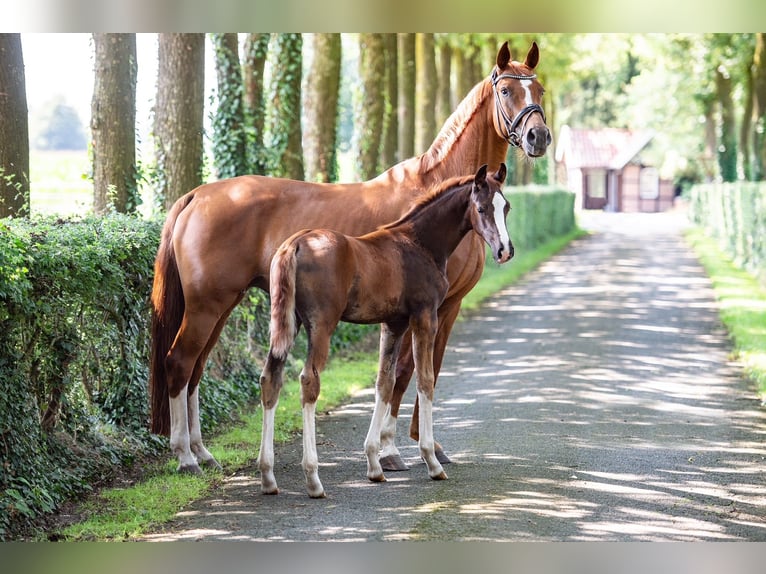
415,33,437,154
753,33,766,180
243,33,270,175
397,33,416,162
154,33,205,211
303,34,341,183
0,34,29,218
266,34,304,180
211,33,248,179
435,37,452,129
91,33,138,214
380,34,398,171
356,34,386,180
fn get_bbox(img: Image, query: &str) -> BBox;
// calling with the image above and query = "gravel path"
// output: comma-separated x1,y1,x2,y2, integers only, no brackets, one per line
141,211,766,542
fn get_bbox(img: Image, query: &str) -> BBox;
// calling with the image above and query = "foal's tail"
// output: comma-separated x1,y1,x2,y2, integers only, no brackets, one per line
149,192,195,436
269,239,299,360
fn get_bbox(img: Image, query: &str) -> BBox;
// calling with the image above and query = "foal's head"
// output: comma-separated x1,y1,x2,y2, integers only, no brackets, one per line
491,42,551,158
471,163,512,264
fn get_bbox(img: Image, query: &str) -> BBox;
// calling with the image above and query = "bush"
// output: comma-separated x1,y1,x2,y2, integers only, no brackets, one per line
505,186,576,250
689,182,766,282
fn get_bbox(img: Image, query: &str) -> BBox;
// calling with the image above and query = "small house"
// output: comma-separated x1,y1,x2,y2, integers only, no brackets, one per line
555,126,675,212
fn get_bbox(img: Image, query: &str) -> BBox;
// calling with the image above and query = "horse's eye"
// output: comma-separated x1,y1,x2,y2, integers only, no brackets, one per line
477,207,485,214
501,88,509,97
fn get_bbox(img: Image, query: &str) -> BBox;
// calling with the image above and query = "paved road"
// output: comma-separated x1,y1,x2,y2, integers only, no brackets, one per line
142,211,766,542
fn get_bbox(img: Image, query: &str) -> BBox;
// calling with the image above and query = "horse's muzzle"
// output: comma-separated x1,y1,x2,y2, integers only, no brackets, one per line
496,243,514,264
524,125,552,158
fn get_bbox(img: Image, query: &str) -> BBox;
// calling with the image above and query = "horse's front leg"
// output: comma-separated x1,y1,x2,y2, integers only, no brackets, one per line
411,312,447,481
257,351,287,494
365,324,405,482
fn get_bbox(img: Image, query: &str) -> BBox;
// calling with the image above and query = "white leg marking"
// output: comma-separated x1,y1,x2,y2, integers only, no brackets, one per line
169,388,198,472
188,385,218,468
364,391,389,482
258,403,279,494
379,405,401,460
418,391,446,480
302,401,325,498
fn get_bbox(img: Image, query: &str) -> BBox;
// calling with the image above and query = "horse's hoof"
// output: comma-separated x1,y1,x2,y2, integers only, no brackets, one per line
261,487,279,495
380,453,409,472
178,463,203,476
368,473,387,483
309,490,327,499
435,448,451,465
200,458,223,471
430,470,448,481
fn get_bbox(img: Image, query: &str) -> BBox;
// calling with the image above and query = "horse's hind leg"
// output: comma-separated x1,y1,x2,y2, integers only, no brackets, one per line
187,297,243,471
300,322,334,498
365,324,405,482
258,350,287,494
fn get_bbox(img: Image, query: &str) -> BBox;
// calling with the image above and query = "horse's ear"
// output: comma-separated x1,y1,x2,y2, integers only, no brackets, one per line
524,42,540,70
475,164,488,186
494,163,507,184
496,42,511,70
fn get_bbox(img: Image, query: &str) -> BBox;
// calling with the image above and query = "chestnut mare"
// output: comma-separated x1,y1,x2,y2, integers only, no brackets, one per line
150,41,550,475
262,164,510,497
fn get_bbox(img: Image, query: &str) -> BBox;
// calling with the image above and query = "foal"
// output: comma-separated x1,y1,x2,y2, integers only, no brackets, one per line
259,164,511,498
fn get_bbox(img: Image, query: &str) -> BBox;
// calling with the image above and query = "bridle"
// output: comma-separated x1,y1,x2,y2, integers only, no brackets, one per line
491,68,546,148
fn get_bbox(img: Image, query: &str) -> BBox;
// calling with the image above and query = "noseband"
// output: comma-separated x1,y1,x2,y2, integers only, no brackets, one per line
491,68,546,148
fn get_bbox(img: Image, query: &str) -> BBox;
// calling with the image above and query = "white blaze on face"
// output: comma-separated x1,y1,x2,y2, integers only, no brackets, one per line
520,79,534,106
492,191,511,257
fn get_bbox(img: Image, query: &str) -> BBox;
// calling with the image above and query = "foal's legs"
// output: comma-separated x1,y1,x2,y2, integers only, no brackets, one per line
410,311,447,480
257,350,287,494
364,324,405,482
299,321,335,498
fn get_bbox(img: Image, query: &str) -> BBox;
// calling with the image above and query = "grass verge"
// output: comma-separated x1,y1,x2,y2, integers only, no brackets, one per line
685,228,766,400
56,229,583,541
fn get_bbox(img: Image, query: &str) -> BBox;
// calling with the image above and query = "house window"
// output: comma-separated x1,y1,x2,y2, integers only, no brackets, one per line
587,169,606,198
639,167,659,199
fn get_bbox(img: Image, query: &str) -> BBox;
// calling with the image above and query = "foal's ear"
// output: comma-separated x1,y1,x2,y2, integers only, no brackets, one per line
496,42,511,70
524,42,540,70
493,163,507,184
475,164,488,186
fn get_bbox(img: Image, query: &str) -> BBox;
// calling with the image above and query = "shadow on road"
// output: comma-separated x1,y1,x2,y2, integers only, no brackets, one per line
143,211,766,542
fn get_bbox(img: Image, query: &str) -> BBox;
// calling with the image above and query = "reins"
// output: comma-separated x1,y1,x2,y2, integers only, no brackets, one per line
490,68,546,148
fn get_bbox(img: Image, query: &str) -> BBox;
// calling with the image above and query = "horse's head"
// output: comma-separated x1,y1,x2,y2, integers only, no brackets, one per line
471,163,513,264
491,41,551,158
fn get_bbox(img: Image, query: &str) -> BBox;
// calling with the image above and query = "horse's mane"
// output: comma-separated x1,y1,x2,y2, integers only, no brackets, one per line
414,79,493,176
381,174,476,230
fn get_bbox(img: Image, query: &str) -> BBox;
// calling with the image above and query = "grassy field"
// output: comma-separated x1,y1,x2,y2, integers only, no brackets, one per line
29,150,93,215
685,229,766,400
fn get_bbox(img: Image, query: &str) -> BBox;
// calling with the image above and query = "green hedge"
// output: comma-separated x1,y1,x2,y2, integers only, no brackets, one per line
505,186,576,250
689,183,766,281
0,215,267,539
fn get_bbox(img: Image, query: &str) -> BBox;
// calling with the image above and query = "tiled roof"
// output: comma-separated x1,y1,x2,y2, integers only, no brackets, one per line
555,126,655,170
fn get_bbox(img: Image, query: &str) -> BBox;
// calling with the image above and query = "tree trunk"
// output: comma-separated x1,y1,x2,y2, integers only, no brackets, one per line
303,33,341,183
243,33,270,175
155,33,204,211
436,41,452,132
380,34,398,170
715,65,738,182
753,33,766,181
266,34,304,180
91,33,137,214
397,33,416,162
0,34,29,218
415,33,437,154
356,33,386,180
211,33,248,179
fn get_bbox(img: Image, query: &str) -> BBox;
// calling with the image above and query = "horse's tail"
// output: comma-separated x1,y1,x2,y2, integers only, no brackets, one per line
269,238,299,360
149,192,195,436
